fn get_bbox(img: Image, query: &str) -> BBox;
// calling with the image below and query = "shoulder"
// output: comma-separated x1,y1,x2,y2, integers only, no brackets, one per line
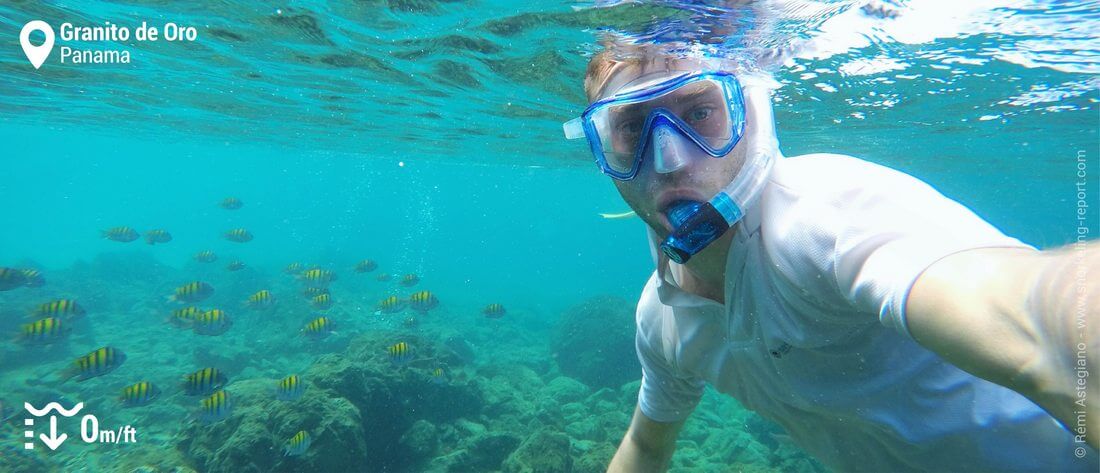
767,153,933,205
635,271,666,345
752,153,1003,309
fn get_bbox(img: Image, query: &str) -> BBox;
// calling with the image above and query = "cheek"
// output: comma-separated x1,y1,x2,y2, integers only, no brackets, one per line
612,180,635,203
613,180,648,210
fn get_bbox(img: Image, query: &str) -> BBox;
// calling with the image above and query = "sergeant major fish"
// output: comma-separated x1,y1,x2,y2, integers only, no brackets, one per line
144,229,172,245
183,367,228,396
376,295,406,315
170,281,214,303
198,390,232,423
224,228,253,243
102,226,139,242
19,317,70,344
275,374,305,401
193,309,232,336
408,291,438,313
120,381,160,407
283,430,311,457
61,346,126,382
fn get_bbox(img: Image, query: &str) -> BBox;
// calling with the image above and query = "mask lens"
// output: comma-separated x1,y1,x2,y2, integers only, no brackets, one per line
591,77,739,176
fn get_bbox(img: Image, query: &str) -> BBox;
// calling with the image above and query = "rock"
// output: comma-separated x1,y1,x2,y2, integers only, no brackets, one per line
427,449,471,472
551,296,640,389
542,376,589,404
454,418,487,438
467,433,522,470
176,331,488,473
424,432,520,472
503,429,573,473
596,411,630,439
560,402,586,423
175,378,368,473
565,418,603,441
574,442,616,473
400,420,440,457
0,442,55,473
618,380,641,405
699,428,771,468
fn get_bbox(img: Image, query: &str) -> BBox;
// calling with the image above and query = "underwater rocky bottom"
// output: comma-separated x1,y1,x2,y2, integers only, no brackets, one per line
1,293,826,473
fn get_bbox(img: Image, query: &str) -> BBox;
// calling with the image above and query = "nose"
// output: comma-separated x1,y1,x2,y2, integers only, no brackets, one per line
650,123,693,175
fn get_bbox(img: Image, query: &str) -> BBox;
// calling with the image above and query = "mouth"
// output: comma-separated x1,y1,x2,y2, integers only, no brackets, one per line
655,189,706,230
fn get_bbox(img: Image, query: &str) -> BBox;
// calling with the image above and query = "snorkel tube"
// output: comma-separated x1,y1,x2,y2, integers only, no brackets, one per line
660,77,780,264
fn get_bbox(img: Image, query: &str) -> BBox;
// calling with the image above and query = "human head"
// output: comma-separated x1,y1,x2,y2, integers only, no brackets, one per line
582,42,779,242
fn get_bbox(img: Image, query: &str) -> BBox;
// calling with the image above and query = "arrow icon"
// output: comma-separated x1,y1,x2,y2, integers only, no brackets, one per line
39,416,67,450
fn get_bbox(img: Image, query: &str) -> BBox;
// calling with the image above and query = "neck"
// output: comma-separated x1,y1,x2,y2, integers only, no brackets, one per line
675,231,733,304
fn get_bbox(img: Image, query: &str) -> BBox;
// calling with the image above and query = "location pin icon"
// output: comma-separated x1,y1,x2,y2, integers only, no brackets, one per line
20,20,55,69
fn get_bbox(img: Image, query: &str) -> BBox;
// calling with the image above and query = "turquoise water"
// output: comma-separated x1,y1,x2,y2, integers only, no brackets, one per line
0,1,1097,472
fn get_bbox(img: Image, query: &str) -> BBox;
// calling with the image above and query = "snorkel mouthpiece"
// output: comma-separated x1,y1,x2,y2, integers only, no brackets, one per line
666,200,702,228
660,194,742,264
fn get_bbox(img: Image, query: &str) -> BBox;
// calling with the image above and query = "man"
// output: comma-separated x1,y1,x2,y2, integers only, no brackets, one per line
563,47,1098,471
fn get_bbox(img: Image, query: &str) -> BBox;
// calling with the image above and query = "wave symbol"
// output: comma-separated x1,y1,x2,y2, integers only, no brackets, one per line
24,402,83,417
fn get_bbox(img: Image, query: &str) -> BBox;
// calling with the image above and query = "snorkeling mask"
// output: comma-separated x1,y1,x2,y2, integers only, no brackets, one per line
564,70,778,264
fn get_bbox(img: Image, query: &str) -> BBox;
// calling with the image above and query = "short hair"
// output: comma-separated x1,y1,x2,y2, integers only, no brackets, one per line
582,39,739,103
583,41,668,103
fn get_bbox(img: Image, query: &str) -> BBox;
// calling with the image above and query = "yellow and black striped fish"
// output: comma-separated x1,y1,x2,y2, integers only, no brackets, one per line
62,346,126,382
144,229,172,245
35,299,86,320
224,228,253,243
429,367,447,385
171,281,214,303
20,269,45,288
183,367,228,396
376,295,406,315
482,303,506,319
102,226,139,242
283,430,312,457
199,390,232,423
246,290,276,310
302,287,329,299
0,267,28,291
120,381,161,407
220,197,243,210
284,262,304,275
168,306,202,328
399,274,420,287
226,260,246,272
275,374,305,401
408,291,438,313
355,259,378,273
193,250,218,263
388,341,412,364
300,268,337,286
375,273,392,282
20,317,68,344
301,317,334,338
310,293,333,310
193,309,232,336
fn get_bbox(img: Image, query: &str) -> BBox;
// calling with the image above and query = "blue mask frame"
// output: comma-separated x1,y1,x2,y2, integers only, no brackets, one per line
564,71,746,180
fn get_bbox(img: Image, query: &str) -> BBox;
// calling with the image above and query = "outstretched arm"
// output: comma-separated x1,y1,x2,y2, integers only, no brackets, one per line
608,405,687,473
906,241,1099,449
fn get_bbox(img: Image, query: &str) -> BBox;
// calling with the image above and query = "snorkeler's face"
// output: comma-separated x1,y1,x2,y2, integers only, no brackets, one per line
595,60,752,240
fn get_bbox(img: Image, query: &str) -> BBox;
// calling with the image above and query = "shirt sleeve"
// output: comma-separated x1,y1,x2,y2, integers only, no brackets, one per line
766,154,1035,339
635,274,706,423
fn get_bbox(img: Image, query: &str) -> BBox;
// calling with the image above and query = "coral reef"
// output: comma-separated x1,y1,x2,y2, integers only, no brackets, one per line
3,250,825,473
502,429,573,473
551,295,640,389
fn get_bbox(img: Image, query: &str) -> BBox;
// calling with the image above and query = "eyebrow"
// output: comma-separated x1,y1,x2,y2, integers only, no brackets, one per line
609,83,716,120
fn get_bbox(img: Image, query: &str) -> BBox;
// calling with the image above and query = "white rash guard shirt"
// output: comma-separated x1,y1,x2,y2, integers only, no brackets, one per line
635,153,1091,472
